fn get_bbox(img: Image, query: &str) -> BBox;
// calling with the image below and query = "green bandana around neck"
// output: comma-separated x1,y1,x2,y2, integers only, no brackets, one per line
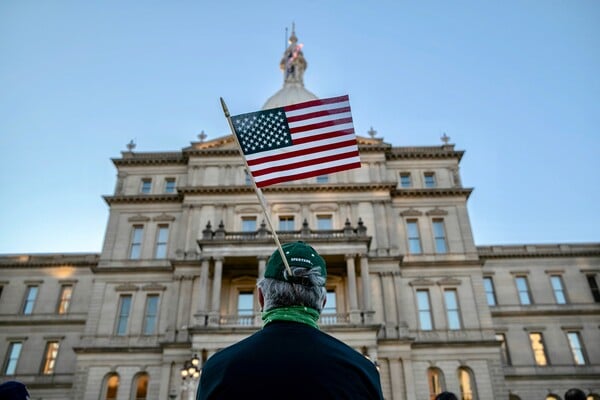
261,306,320,329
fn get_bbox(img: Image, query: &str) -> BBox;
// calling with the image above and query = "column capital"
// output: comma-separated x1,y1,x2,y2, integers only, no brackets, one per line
256,255,268,262
345,253,357,260
212,256,224,263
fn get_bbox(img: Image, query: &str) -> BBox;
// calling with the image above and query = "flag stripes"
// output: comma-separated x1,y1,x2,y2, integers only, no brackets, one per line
232,95,361,187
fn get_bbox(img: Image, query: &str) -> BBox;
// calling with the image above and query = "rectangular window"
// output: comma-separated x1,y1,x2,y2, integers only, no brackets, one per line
432,219,447,253
278,216,295,231
154,225,169,259
529,332,549,366
515,276,532,305
566,332,587,365
3,342,22,375
406,220,422,254
41,341,60,374
22,285,38,314
444,289,461,330
323,290,337,314
241,217,257,232
550,275,567,304
115,295,132,336
164,178,176,193
316,175,329,183
317,215,333,230
586,274,600,303
237,292,254,316
483,277,497,306
143,295,159,335
495,333,511,365
400,172,412,188
57,285,73,314
417,290,433,330
140,178,152,194
424,172,436,188
129,226,144,259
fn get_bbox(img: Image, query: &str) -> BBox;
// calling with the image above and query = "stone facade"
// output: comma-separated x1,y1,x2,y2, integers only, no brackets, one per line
1,136,599,400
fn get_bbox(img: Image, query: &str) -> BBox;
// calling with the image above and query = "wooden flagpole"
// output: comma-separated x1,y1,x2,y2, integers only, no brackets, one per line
219,97,293,277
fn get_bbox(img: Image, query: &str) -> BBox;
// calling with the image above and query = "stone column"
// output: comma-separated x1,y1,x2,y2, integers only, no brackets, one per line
208,257,223,326
402,357,415,400
257,256,267,281
256,256,267,324
158,361,173,400
381,272,398,338
195,258,210,326
346,254,361,323
388,358,405,400
359,254,373,323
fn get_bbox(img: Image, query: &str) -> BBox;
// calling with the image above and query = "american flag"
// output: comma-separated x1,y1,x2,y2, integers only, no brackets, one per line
231,95,361,187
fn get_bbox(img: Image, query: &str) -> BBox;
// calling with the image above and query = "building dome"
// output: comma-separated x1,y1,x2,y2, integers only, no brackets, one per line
262,26,317,110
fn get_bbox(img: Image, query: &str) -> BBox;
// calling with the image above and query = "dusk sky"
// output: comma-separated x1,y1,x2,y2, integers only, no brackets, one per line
0,1,598,254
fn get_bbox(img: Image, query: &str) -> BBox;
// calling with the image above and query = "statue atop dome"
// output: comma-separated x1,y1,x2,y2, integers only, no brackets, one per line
280,23,307,85
262,24,317,109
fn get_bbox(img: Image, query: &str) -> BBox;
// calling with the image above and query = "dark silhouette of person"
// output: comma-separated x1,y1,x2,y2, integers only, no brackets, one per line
435,392,458,400
565,388,587,400
0,380,30,400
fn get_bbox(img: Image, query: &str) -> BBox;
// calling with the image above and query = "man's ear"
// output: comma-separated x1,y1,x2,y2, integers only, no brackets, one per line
258,287,265,310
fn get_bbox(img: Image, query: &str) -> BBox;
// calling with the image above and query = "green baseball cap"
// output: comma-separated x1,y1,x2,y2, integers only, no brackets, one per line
264,241,326,286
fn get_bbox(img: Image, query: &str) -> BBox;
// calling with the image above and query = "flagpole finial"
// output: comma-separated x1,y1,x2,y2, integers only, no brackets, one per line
220,97,230,117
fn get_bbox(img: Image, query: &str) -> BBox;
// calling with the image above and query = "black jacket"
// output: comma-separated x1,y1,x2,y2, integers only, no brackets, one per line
197,321,384,399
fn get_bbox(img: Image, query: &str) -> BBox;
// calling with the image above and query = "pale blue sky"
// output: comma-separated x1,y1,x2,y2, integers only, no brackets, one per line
0,1,598,253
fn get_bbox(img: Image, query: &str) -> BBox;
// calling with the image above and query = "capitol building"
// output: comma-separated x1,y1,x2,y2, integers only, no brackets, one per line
1,29,599,400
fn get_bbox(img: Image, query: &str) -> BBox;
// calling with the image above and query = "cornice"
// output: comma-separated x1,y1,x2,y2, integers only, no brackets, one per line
178,183,398,195
183,148,243,157
400,259,484,268
112,152,186,166
0,253,99,267
0,315,87,326
73,346,162,354
491,306,600,318
391,188,473,199
386,146,464,161
103,194,183,205
478,243,600,259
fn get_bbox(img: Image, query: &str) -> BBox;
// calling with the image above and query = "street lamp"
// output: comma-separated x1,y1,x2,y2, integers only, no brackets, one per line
180,354,201,400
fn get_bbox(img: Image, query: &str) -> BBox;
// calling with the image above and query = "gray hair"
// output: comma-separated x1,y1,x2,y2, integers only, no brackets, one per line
257,266,326,312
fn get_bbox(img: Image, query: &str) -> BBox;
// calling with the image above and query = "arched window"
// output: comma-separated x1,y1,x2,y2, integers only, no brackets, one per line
545,395,560,400
427,367,445,400
509,395,521,400
457,367,477,400
131,372,149,400
587,394,600,400
100,373,119,400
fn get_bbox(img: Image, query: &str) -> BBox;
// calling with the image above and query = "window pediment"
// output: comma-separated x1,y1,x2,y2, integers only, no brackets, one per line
426,207,448,216
409,277,435,286
142,282,167,291
115,283,139,292
437,277,462,286
128,214,151,222
400,208,422,217
153,213,176,222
